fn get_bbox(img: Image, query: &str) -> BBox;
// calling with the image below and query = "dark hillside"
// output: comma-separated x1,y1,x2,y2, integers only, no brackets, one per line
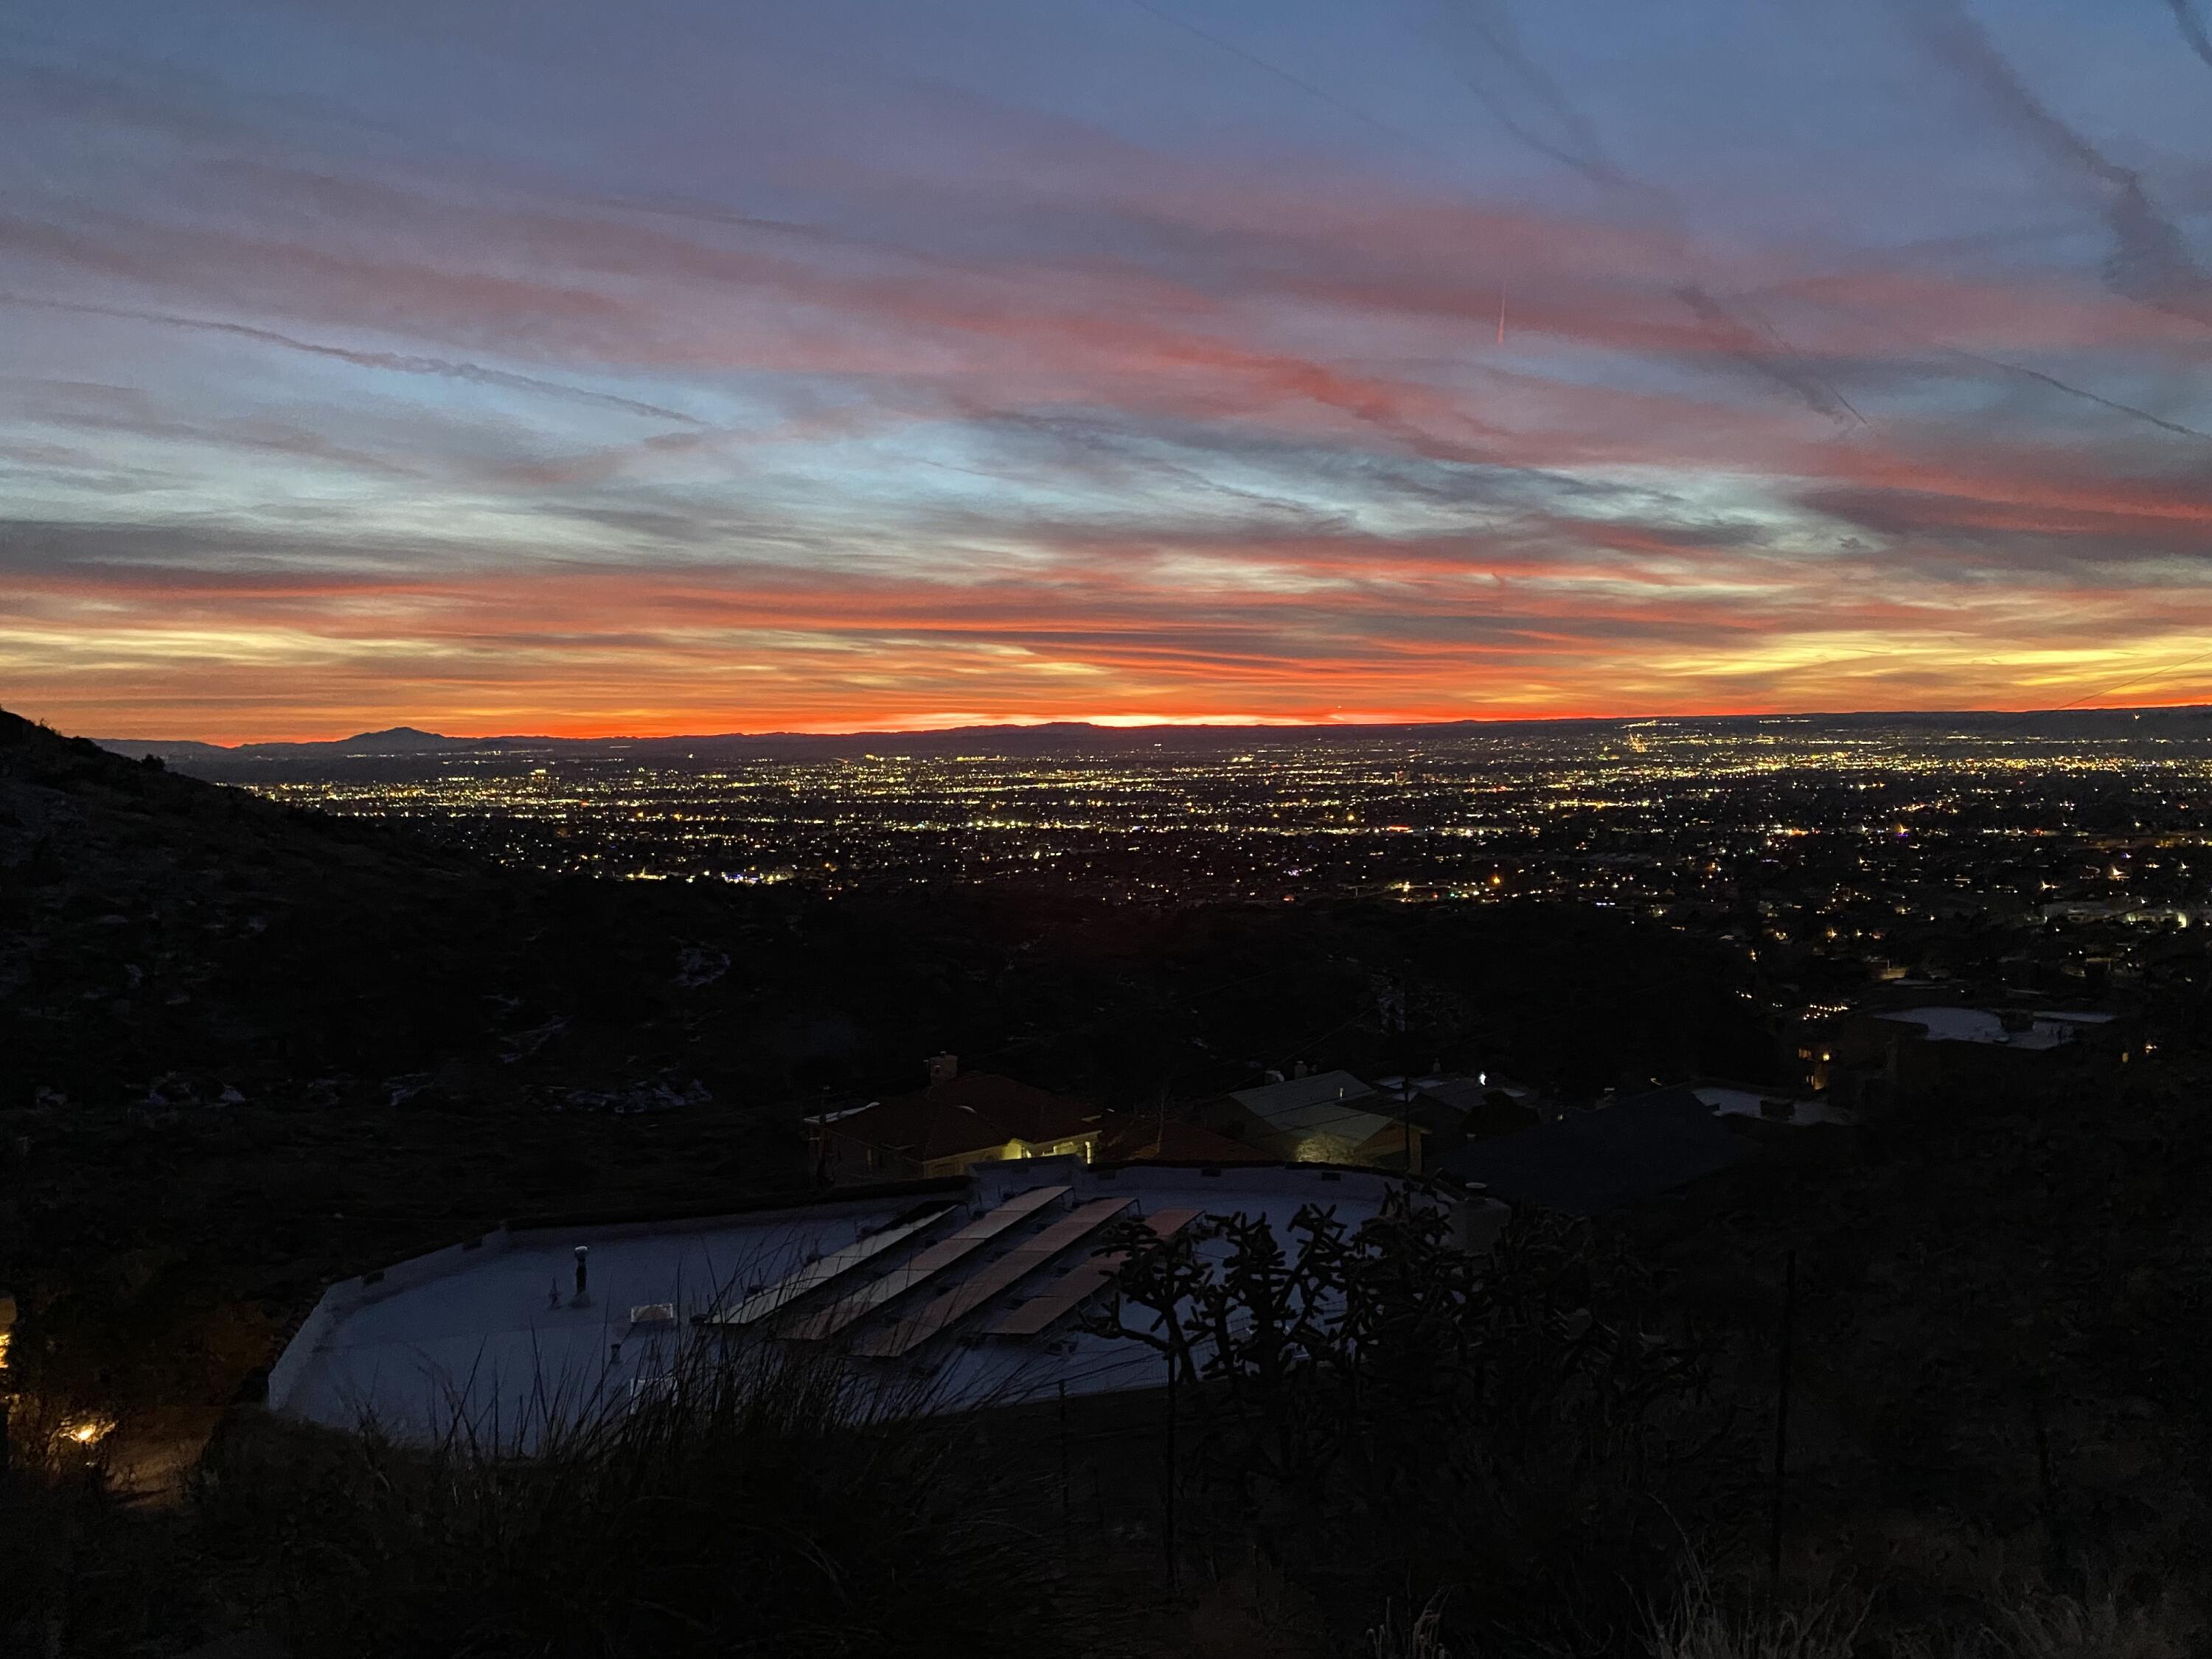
2,709,806,1411
1,706,1778,1421
5,707,535,1098
7,705,2211,1650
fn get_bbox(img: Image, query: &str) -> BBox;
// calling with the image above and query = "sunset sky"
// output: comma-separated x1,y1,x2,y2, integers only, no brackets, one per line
7,0,2212,740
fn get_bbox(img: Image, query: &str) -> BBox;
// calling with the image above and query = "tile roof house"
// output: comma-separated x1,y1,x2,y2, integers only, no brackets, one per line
807,1068,1104,1185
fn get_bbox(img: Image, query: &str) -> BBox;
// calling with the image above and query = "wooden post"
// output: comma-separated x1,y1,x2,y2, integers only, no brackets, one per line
1057,1380,1070,1536
2031,1388,2069,1585
1769,1250,1797,1593
1164,1350,1179,1593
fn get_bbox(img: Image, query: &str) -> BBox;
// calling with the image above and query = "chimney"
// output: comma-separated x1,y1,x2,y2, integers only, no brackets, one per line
1293,1061,1310,1079
928,1053,959,1086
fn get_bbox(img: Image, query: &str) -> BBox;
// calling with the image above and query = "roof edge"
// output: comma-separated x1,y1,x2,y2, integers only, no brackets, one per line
501,1175,973,1236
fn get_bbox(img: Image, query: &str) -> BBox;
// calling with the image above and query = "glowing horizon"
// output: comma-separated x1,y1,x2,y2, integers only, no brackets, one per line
8,0,2212,742
82,693,2212,751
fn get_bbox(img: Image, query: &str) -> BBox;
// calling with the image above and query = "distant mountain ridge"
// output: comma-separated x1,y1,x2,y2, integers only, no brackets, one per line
100,724,520,759
94,702,2212,776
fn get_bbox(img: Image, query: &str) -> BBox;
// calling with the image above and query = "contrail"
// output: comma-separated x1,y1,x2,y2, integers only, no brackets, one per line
1429,2,1865,424
2163,0,2212,77
1897,0,2212,315
1133,0,1868,425
1435,0,1641,196
1121,0,1452,167
1968,349,2212,440
1675,285,1866,425
1748,277,2212,444
1,293,700,424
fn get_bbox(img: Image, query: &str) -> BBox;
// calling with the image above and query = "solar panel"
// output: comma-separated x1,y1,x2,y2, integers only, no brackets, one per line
985,1206,1205,1339
850,1197,1134,1358
700,1203,957,1327
781,1184,1071,1341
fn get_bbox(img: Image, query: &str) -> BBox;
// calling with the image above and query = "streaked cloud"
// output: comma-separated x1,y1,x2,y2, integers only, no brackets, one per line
4,0,2211,737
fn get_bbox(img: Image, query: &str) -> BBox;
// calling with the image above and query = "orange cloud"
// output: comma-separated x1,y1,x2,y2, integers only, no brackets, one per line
10,61,2212,740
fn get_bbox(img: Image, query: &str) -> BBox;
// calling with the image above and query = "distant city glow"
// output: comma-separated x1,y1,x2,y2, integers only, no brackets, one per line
241,724,2212,928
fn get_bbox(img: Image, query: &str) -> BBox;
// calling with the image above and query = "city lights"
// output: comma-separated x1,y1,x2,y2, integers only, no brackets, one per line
236,726,2212,945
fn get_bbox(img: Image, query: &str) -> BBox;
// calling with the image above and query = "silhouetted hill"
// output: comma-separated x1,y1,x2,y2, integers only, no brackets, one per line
100,723,521,766
94,702,2212,782
5,704,1788,1418
3,706,805,1396
11,700,1785,1132
4,706,549,1105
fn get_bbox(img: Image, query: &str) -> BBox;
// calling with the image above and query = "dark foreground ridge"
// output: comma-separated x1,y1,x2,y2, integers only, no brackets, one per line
8,703,2212,1654
0,698,1773,1376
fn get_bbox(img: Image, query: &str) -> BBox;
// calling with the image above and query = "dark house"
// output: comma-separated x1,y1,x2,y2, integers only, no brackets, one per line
807,1062,1103,1185
1810,1004,2126,1113
1439,1085,1749,1215
1407,1075,1540,1154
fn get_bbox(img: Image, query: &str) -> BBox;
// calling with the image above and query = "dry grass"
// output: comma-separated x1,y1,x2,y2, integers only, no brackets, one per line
190,1341,1120,1658
1364,1593,1454,1659
1635,1567,2199,1659
1993,1587,2197,1659
6,1338,1144,1657
1646,1583,1875,1659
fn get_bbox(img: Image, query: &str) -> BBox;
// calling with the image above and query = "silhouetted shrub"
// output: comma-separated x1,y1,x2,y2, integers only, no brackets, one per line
1098,1201,1737,1651
192,1346,1111,1658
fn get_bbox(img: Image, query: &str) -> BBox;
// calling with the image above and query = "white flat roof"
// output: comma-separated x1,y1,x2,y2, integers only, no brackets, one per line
1692,1086,1854,1127
1874,1006,2111,1050
267,1161,1482,1447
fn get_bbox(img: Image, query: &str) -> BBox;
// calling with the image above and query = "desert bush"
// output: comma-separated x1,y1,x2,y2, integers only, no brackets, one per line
0,1399,214,1656
1636,1563,2199,1659
1098,1200,1735,1653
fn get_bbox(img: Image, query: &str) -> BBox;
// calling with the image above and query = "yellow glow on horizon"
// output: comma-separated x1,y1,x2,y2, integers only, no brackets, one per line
12,620,2212,745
